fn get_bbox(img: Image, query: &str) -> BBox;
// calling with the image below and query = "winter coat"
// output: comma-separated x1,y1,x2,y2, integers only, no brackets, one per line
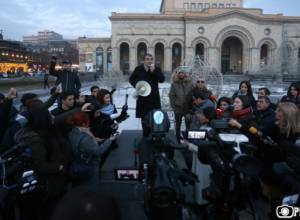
129,64,165,118
186,86,214,113
169,72,193,114
192,99,215,114
0,99,12,144
68,127,112,160
254,106,276,136
49,61,81,93
15,128,70,198
281,95,300,108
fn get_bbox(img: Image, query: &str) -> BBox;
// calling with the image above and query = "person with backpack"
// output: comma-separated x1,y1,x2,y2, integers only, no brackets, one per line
66,111,116,187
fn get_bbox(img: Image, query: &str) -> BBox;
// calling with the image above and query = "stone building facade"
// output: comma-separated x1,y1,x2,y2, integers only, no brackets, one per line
79,0,300,75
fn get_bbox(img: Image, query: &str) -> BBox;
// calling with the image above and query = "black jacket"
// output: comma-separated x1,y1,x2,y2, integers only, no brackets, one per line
49,61,81,93
129,65,165,118
0,99,12,143
254,106,276,136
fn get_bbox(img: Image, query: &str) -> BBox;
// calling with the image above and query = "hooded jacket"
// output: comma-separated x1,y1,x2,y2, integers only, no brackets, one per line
169,72,193,114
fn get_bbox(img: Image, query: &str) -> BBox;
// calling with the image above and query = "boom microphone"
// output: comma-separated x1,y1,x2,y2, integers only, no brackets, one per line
249,127,277,146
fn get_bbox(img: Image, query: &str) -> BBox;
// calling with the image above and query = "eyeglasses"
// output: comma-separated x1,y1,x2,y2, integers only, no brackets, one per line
197,80,205,83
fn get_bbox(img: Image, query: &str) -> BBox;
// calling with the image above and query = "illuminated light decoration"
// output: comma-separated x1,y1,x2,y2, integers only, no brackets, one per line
0,63,28,73
12,54,15,57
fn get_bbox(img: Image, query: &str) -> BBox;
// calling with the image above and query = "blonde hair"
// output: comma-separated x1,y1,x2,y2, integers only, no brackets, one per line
277,102,300,138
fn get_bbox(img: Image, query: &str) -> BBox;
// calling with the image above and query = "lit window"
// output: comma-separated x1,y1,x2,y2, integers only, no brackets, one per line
184,3,189,9
205,3,210,8
226,3,231,8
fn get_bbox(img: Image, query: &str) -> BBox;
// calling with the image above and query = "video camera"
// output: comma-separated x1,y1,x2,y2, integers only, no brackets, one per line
190,120,262,219
0,143,38,219
0,144,37,198
139,110,198,220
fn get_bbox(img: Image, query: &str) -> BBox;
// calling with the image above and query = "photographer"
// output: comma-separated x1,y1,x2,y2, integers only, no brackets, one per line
185,106,218,169
14,100,92,219
66,112,116,188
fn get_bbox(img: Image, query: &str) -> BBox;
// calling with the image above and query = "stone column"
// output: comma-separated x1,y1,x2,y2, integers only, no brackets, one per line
249,48,260,73
103,49,108,74
165,46,172,73
185,47,194,66
112,47,119,72
129,46,136,72
208,47,219,71
148,47,154,57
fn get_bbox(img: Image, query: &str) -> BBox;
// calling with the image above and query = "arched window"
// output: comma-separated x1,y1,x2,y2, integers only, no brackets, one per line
172,43,182,70
120,43,129,75
107,47,112,71
221,36,243,74
260,44,269,65
195,43,204,61
137,43,147,65
155,43,164,70
96,47,104,74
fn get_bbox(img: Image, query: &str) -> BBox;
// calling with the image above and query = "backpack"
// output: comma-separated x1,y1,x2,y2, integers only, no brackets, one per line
68,133,94,181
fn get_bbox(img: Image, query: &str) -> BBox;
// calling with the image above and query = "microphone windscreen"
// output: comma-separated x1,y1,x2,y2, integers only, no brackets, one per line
249,126,258,135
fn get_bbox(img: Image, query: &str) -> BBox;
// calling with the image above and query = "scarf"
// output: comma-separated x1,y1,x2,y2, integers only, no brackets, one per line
100,104,115,115
232,107,252,119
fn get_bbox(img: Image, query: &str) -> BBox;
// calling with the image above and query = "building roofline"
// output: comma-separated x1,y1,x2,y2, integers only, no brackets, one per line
78,37,111,43
110,9,300,23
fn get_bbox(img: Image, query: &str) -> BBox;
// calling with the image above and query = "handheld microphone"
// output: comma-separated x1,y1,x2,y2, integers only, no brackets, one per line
249,127,277,146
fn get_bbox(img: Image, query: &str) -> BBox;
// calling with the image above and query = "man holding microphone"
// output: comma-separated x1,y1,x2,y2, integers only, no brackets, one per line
129,53,165,137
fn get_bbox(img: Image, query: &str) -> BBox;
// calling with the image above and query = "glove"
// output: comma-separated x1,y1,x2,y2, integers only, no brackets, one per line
121,104,128,113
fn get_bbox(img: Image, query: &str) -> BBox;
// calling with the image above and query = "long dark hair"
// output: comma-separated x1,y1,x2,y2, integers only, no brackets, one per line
239,80,253,96
217,97,232,109
97,89,111,106
27,100,53,133
26,100,56,149
287,82,300,97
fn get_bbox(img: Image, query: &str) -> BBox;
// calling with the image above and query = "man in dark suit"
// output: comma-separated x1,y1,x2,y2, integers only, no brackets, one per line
129,53,165,137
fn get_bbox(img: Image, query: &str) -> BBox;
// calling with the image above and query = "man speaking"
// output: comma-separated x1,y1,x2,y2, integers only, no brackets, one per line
129,53,165,137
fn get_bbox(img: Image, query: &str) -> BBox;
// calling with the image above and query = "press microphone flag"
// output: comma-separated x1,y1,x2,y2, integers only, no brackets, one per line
249,127,277,146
